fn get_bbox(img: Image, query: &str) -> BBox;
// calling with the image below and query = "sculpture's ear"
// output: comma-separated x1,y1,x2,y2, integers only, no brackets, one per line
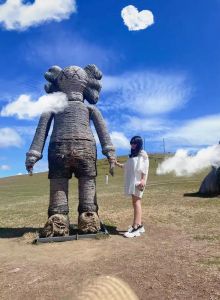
84,64,102,80
44,65,62,82
44,66,62,94
84,87,100,104
44,82,59,94
84,64,102,104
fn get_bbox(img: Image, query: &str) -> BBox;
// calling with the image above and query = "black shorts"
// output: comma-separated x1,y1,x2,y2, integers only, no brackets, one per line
48,141,97,179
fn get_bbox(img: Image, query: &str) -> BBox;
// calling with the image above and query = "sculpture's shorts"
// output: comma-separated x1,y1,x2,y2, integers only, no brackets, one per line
48,140,97,179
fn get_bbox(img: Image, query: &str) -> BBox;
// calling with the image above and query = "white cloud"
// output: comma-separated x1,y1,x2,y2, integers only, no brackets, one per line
0,128,22,148
92,130,129,150
0,0,76,30
1,92,68,119
124,116,170,132
15,126,36,136
0,164,11,170
110,131,130,149
99,70,192,152
157,145,220,176
163,114,220,147
102,71,191,116
121,5,154,31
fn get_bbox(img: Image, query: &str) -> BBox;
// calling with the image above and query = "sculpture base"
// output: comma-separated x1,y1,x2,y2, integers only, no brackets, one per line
34,222,108,244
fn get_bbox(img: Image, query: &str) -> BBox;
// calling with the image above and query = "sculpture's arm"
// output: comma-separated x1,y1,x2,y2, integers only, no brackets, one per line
89,106,116,175
25,112,54,173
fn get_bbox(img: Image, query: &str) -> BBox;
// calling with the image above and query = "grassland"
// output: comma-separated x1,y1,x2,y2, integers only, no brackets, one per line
0,154,219,234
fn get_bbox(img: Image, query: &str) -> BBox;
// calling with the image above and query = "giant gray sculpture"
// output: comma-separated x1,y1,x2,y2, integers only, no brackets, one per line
25,64,115,236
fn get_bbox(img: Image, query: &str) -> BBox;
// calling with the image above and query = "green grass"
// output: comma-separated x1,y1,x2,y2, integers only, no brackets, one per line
198,257,220,270
0,154,219,238
193,235,220,241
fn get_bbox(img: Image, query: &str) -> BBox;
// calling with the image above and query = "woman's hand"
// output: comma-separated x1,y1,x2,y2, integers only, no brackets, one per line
115,160,124,168
137,179,145,191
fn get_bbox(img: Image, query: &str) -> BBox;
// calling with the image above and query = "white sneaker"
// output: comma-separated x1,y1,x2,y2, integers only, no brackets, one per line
127,225,145,234
124,227,141,238
138,225,145,234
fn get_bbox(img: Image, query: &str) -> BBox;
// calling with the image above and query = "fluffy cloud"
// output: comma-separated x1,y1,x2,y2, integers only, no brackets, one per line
93,130,129,150
124,116,170,132
0,128,22,147
110,131,130,149
102,71,191,116
157,145,220,176
121,5,154,31
163,114,220,147
99,70,192,152
0,0,76,30
126,114,220,153
1,92,68,119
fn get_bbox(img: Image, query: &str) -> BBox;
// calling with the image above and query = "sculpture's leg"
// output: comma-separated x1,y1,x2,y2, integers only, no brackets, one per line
40,178,70,237
78,176,98,213
48,178,69,216
78,176,101,233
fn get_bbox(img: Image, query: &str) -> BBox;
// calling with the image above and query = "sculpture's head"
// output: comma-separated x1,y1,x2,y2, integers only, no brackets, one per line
44,64,102,104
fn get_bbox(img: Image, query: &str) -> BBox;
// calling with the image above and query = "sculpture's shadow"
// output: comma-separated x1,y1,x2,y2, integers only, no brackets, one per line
69,224,120,236
0,227,40,238
183,192,220,198
104,225,120,235
0,225,121,239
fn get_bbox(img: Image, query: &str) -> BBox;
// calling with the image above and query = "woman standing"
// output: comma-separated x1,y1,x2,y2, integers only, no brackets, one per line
115,136,149,238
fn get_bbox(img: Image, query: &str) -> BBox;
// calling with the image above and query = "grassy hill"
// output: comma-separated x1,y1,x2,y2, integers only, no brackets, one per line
0,154,218,235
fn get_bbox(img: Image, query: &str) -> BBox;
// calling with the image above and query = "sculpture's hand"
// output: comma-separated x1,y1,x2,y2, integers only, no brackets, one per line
108,156,116,177
102,148,116,177
25,151,42,175
25,155,37,175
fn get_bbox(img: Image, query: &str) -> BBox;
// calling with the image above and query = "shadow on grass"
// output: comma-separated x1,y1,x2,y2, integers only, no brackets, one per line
0,227,40,238
69,224,120,236
0,225,122,239
104,225,120,235
183,192,220,198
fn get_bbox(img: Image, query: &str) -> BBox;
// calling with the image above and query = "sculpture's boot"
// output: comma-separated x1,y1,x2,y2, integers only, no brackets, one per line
78,176,101,233
40,178,70,237
40,214,70,238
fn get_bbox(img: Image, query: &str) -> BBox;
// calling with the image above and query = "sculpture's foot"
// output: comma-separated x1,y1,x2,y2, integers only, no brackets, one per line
39,214,70,238
78,212,101,233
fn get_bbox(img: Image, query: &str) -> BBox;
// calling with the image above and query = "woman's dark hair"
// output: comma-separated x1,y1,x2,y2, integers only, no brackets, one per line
129,136,143,158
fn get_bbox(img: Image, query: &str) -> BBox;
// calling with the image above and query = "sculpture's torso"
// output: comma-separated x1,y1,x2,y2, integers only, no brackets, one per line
50,101,95,143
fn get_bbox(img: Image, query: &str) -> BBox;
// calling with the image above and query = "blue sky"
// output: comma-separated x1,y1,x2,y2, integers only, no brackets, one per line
0,0,220,177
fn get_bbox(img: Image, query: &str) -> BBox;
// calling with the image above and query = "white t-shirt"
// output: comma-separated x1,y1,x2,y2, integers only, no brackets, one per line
124,150,149,198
